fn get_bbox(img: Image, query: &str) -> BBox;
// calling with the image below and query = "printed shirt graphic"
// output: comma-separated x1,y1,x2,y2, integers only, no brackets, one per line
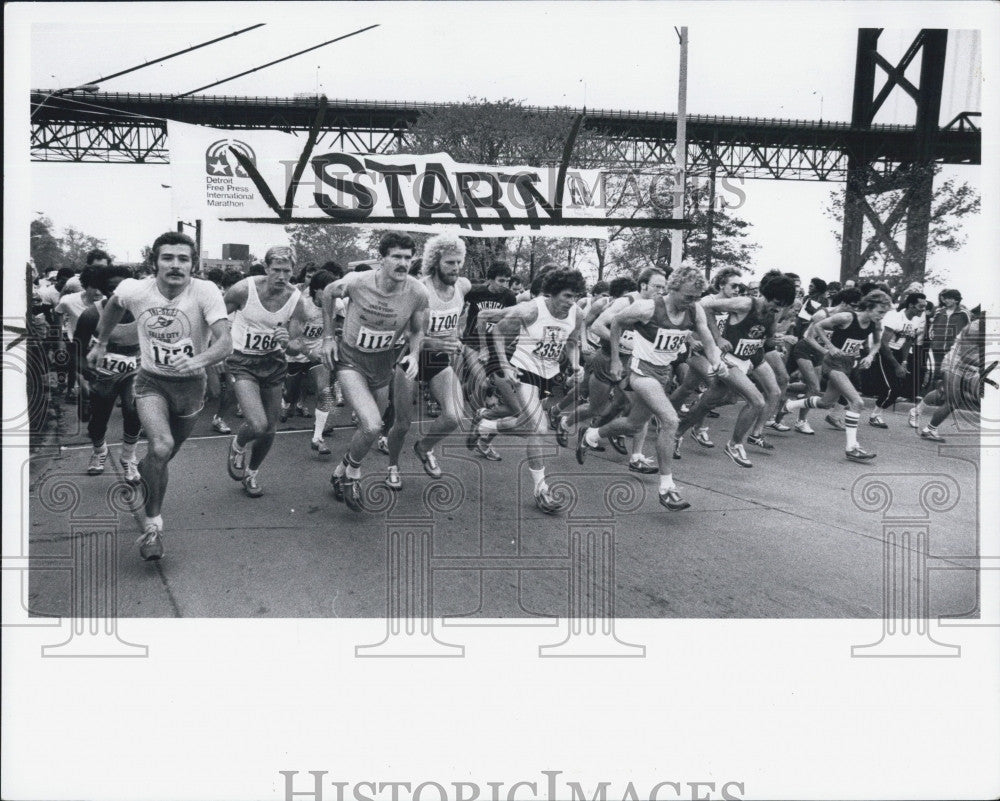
114,277,228,376
340,271,429,355
882,310,920,351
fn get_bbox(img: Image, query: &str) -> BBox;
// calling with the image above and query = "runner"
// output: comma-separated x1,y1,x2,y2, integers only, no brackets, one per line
577,264,727,511
384,233,471,490
224,246,308,497
284,270,339,455
74,264,142,483
868,291,927,428
467,268,587,514
674,270,796,468
87,231,232,560
54,262,106,413
911,289,972,430
784,289,892,462
785,287,861,434
319,233,430,512
918,306,991,442
575,270,665,472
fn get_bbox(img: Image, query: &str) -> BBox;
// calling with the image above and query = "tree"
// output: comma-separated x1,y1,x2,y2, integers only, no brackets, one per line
60,226,108,269
824,165,980,292
285,224,373,269
30,217,63,274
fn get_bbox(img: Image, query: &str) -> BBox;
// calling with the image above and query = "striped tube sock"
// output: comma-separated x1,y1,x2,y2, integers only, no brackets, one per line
844,410,860,449
786,396,819,413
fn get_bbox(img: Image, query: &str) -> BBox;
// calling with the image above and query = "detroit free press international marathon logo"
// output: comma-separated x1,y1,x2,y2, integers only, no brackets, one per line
204,139,257,208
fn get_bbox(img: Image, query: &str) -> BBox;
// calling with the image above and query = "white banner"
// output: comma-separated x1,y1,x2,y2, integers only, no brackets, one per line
168,121,608,238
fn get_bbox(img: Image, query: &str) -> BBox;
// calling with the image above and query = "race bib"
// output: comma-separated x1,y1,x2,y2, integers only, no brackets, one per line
842,338,866,357
302,324,324,340
149,337,195,370
241,329,282,354
732,338,763,359
651,328,688,354
531,326,568,362
428,310,460,335
98,353,138,376
355,325,399,352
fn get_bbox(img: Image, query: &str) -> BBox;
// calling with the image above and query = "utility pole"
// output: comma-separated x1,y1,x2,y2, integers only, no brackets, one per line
671,26,688,271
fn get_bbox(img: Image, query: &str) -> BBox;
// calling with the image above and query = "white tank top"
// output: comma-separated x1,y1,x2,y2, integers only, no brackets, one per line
511,297,577,379
424,276,467,347
232,278,301,355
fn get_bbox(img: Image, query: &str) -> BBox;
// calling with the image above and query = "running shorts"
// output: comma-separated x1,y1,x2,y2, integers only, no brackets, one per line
133,369,207,419
227,351,288,388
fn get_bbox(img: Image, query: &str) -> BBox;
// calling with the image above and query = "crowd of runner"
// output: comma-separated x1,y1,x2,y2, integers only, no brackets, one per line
26,231,992,562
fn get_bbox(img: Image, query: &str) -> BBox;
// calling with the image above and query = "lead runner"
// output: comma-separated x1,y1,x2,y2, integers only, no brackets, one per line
87,231,232,560
320,232,430,512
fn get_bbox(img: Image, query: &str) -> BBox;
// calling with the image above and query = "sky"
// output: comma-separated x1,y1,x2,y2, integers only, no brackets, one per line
8,1,993,299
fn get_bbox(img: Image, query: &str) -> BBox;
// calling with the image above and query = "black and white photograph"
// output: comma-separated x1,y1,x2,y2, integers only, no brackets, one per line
4,2,999,799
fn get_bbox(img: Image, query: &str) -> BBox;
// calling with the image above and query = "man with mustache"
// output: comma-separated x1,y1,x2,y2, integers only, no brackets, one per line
87,232,232,561
224,246,309,498
320,232,430,512
383,233,471,492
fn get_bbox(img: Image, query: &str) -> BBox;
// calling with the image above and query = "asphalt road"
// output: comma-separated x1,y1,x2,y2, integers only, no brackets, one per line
25,394,980,619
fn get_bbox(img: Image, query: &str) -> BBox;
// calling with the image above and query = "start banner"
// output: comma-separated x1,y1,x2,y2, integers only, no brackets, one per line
168,121,608,238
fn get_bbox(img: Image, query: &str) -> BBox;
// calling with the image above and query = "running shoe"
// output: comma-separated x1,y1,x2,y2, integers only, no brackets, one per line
628,455,659,474
242,472,264,498
331,473,345,502
825,413,846,431
311,438,331,456
765,419,791,432
136,522,164,561
227,437,247,481
576,429,597,465
279,402,291,423
706,409,720,418
212,416,232,434
658,488,691,511
384,466,403,491
869,414,888,429
377,435,390,455
475,439,502,461
87,446,109,476
413,441,442,478
295,404,311,418
120,459,141,486
609,435,628,455
908,408,920,429
693,428,715,448
342,477,365,512
794,420,815,435
534,485,563,515
746,434,774,451
919,427,946,443
724,441,753,468
334,391,345,407
845,446,877,462
679,403,690,415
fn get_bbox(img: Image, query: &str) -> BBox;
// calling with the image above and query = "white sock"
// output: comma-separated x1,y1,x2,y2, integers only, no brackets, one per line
245,468,258,478
584,427,600,447
145,514,163,530
658,474,675,492
529,467,546,491
346,464,361,480
121,443,137,462
313,409,329,440
479,419,499,434
844,411,860,449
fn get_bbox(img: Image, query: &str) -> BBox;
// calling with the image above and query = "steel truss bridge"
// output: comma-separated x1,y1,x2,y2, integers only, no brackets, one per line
28,29,981,280
31,91,978,182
